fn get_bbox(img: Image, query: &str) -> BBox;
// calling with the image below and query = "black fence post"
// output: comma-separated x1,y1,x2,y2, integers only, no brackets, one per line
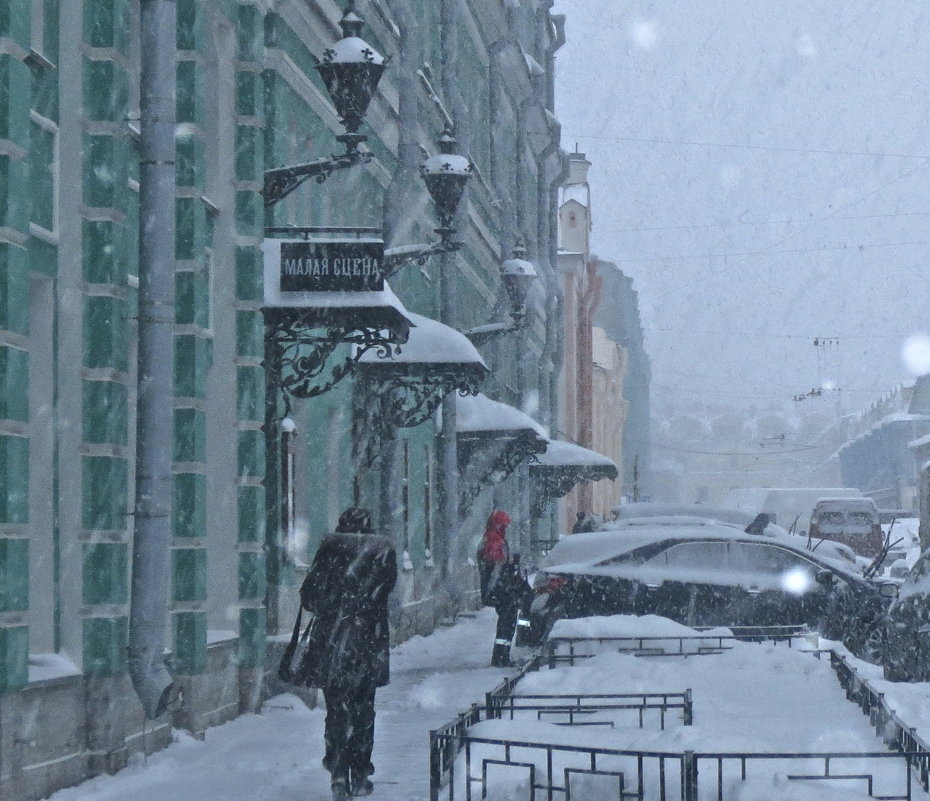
682,751,697,801
683,689,693,726
429,730,441,801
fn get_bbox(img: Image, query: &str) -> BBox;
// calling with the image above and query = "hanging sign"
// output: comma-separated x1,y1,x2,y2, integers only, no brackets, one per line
263,237,385,306
278,239,384,292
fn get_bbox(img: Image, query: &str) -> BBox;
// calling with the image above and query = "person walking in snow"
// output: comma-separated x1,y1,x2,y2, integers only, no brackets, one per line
298,508,397,801
488,553,534,666
477,509,512,606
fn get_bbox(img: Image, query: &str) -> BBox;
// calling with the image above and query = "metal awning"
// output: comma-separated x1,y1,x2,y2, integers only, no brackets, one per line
532,440,618,480
356,312,489,432
530,440,618,519
456,393,549,515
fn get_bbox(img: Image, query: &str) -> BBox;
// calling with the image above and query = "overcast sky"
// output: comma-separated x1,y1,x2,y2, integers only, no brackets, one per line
551,0,930,415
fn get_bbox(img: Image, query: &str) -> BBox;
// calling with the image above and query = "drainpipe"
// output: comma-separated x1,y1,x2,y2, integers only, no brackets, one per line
436,0,463,582
129,0,179,720
380,0,422,550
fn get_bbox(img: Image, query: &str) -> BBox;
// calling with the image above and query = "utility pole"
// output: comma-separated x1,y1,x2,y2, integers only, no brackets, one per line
128,0,178,719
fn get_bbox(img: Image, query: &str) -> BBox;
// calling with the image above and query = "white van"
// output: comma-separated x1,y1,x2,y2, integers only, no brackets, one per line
724,487,864,534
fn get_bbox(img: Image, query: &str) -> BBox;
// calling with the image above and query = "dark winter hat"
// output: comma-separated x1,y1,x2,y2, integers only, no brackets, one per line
336,507,373,534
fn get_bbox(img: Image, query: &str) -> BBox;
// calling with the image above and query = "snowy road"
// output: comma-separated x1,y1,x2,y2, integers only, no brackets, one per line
44,610,927,801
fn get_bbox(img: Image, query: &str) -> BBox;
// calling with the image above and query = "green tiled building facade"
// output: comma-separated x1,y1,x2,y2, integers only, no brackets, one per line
0,1,565,797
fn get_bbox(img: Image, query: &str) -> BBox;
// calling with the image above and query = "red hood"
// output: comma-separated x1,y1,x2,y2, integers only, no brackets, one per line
487,510,511,531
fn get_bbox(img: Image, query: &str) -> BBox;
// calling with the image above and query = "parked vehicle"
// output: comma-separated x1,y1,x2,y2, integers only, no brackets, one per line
608,503,864,573
882,548,930,681
521,520,894,658
808,497,883,558
725,487,864,534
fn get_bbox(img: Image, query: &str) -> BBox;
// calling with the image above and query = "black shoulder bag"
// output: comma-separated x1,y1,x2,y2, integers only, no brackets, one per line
277,604,316,684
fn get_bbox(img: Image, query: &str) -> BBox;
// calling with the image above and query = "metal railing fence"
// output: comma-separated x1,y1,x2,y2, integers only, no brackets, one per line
830,650,930,793
545,624,811,667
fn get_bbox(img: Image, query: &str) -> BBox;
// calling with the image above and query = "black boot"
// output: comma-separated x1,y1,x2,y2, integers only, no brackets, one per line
350,764,374,796
331,778,349,801
491,642,512,667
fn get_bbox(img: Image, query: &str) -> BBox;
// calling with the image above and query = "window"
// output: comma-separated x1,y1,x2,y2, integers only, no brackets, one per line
646,541,729,570
906,553,930,586
29,112,58,238
730,543,816,574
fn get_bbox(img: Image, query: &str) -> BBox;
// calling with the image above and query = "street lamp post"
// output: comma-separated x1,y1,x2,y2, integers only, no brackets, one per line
463,242,538,346
262,8,387,207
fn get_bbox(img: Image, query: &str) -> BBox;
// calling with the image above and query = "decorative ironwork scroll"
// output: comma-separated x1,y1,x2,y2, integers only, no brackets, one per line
355,367,484,466
529,464,619,519
458,430,546,517
264,309,401,403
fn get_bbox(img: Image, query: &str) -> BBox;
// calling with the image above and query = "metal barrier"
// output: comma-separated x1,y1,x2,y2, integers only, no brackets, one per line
430,637,930,801
545,625,811,668
829,650,930,794
688,749,922,801
485,690,693,729
430,729,682,801
431,724,926,801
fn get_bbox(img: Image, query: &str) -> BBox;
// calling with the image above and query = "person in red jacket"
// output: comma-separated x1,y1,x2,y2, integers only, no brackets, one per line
477,509,512,606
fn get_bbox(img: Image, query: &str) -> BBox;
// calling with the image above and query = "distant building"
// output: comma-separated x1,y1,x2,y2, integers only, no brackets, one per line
556,152,650,525
839,376,930,510
592,260,651,503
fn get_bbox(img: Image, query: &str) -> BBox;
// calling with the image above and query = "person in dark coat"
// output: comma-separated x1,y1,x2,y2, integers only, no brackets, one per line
488,553,533,667
477,509,511,606
572,511,595,534
298,508,397,801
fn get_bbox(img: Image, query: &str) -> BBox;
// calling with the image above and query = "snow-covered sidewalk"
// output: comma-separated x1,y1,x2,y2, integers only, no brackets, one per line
43,609,930,801
47,608,513,801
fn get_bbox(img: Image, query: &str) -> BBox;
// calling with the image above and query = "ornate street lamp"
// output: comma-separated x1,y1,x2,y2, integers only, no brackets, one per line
262,6,388,206
500,241,538,324
420,126,473,244
316,10,387,151
384,126,474,275
464,241,539,345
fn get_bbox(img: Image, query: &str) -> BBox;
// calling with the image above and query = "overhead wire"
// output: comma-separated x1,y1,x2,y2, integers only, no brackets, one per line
565,132,930,161
611,210,930,234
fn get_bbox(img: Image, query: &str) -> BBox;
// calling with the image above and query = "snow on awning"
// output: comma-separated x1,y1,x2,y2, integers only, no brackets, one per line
456,392,548,440
358,312,488,380
529,440,618,519
455,393,549,514
532,440,618,482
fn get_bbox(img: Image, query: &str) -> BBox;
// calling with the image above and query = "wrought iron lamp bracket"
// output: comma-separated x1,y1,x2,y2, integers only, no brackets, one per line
463,320,525,347
383,239,463,278
265,312,400,401
262,140,373,208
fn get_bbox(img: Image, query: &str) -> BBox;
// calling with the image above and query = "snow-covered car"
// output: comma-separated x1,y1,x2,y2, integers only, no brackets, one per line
607,503,865,573
882,548,930,680
521,520,894,657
